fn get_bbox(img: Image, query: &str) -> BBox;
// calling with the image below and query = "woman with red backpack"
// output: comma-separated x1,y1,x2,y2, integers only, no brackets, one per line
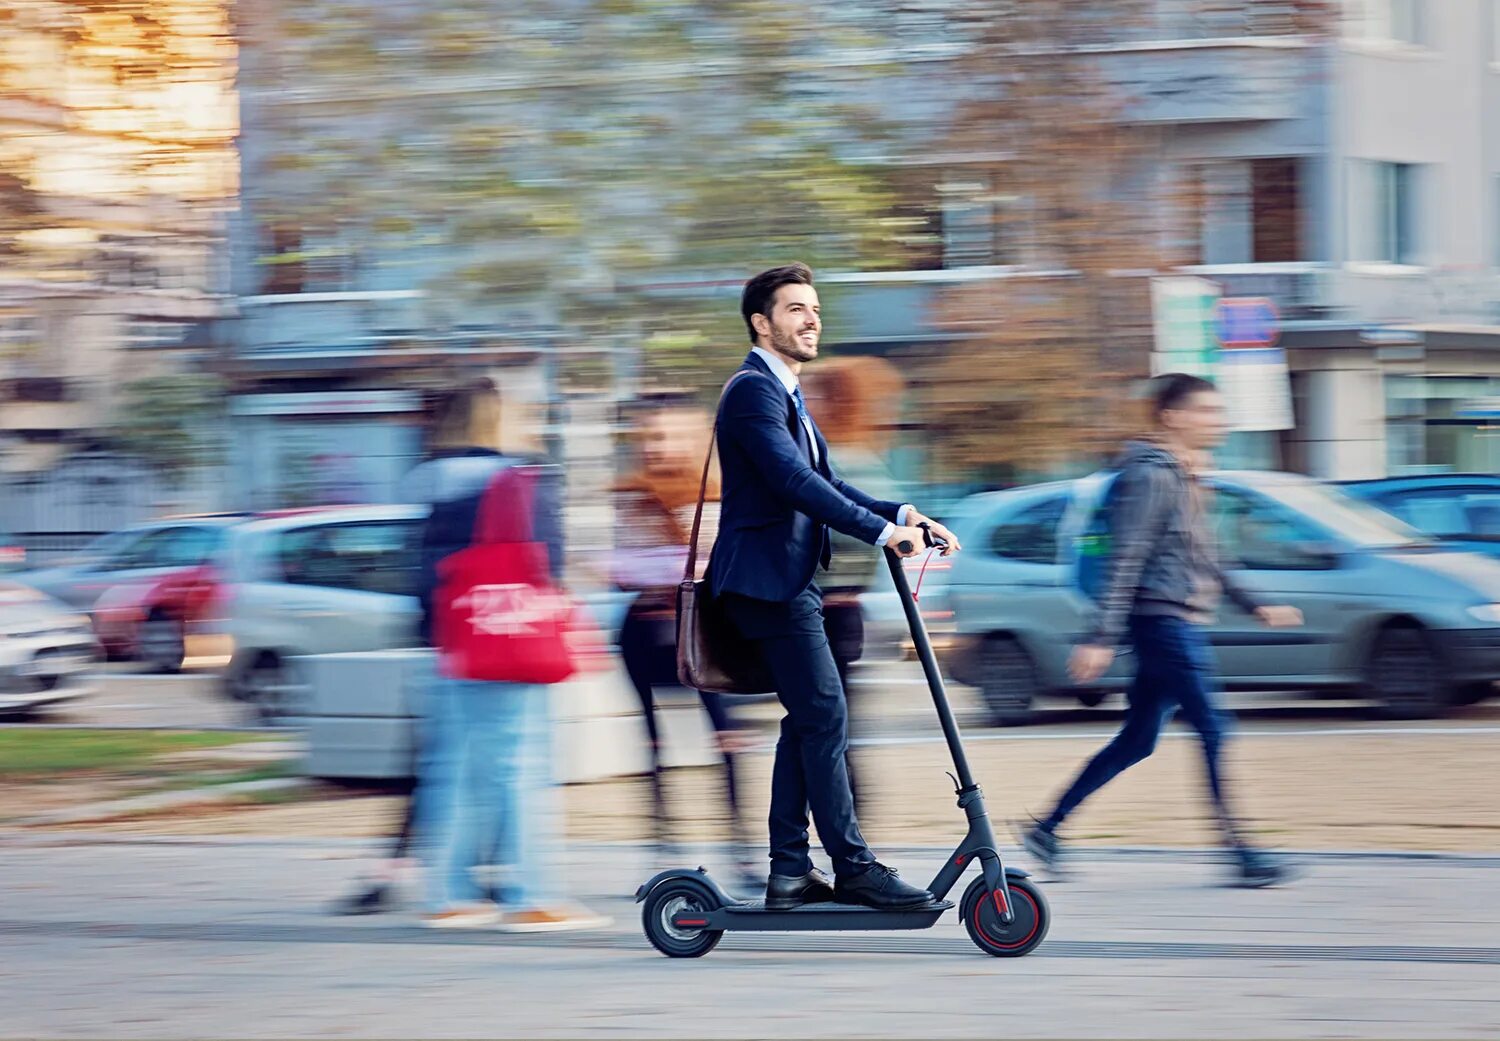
407,378,606,931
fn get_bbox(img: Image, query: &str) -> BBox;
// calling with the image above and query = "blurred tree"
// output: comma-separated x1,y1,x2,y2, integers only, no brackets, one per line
920,0,1334,484
114,372,226,482
234,0,929,392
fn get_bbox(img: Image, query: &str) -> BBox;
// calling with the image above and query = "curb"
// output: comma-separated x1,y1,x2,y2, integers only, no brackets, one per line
13,778,310,827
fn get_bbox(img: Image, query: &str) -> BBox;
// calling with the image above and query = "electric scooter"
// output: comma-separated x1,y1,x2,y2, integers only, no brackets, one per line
635,527,1051,958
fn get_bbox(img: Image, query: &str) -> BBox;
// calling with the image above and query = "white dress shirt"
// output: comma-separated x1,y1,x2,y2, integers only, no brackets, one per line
749,347,911,547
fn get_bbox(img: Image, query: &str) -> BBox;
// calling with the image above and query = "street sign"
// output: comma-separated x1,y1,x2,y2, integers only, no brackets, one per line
1217,347,1293,431
1213,296,1280,349
1151,276,1221,377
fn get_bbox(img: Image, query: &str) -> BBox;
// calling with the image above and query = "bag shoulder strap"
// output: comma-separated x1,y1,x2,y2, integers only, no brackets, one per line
683,368,759,582
473,461,537,546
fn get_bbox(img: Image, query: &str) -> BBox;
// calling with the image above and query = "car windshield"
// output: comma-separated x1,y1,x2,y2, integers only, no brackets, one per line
1260,482,1432,549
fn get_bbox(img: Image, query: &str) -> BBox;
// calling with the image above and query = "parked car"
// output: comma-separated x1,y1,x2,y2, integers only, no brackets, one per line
15,519,232,608
1341,475,1500,558
13,517,246,672
941,471,1500,724
0,581,100,717
218,505,425,722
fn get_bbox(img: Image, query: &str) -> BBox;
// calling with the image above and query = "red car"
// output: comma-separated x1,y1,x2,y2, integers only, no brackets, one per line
61,517,244,673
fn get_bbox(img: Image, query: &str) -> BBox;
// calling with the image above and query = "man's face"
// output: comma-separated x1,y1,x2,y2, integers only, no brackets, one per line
1162,388,1230,451
640,408,701,474
756,283,821,363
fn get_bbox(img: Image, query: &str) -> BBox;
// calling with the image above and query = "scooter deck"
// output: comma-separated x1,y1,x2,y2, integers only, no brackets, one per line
681,900,954,933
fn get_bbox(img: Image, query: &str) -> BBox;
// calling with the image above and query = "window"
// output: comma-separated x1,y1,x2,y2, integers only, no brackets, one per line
1183,158,1305,265
1349,160,1421,264
1384,489,1500,539
1250,158,1302,263
277,521,419,596
155,527,225,568
1210,489,1332,570
1494,175,1500,268
110,527,192,571
1347,0,1425,45
989,495,1067,565
939,176,1023,268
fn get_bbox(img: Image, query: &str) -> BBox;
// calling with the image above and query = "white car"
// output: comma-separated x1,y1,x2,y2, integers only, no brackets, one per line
0,581,99,716
217,506,425,722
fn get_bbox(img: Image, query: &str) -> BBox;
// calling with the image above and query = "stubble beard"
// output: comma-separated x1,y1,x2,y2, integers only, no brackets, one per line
770,325,818,364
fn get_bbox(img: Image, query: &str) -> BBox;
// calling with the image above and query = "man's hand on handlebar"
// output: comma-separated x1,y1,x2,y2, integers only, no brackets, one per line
887,524,928,558
905,509,961,556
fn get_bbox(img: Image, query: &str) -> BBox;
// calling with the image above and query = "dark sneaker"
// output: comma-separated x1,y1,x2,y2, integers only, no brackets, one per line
1014,820,1066,876
1233,849,1302,889
834,863,936,910
333,883,394,916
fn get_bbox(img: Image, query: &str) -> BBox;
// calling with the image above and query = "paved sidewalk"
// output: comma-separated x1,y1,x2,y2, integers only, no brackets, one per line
1,832,1497,1038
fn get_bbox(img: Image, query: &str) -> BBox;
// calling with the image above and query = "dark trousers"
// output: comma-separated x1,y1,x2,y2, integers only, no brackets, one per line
721,585,876,878
617,599,743,848
1044,614,1238,840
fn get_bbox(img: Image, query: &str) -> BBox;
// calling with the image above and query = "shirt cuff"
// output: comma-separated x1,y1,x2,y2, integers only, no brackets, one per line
876,522,897,547
897,504,914,525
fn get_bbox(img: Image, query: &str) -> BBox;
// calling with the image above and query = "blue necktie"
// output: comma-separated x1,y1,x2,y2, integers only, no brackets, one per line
791,387,819,465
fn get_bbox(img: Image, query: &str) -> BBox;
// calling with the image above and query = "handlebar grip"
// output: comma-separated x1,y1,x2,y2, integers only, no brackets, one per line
895,540,915,555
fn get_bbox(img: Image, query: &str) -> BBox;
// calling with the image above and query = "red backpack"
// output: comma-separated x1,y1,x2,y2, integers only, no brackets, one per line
433,464,578,684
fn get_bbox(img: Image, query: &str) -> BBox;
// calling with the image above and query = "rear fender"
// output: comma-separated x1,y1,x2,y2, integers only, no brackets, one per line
634,867,738,907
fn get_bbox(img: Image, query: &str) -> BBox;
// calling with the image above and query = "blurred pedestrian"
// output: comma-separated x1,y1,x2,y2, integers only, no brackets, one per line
1020,373,1303,887
611,400,757,886
799,356,906,806
406,377,605,930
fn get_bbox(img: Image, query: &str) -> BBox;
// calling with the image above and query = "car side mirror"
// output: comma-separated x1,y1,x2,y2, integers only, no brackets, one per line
1291,541,1342,569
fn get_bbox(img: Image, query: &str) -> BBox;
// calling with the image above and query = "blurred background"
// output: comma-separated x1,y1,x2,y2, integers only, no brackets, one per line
5,0,1500,726
3,3,1500,1034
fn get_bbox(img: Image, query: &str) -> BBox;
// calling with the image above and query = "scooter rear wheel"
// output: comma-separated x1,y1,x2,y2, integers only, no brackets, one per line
961,876,1049,957
641,878,723,958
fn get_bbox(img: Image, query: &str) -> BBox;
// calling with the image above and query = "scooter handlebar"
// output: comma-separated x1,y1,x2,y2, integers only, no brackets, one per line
894,522,947,556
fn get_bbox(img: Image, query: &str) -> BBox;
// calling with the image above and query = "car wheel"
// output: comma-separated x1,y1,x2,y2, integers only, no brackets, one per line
243,652,310,727
138,611,185,674
1366,624,1448,720
977,634,1040,726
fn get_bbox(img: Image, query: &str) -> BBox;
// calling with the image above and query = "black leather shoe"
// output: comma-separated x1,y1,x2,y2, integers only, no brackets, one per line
834,863,934,910
765,868,836,910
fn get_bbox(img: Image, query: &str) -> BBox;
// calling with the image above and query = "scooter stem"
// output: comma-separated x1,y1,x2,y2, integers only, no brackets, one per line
884,546,976,792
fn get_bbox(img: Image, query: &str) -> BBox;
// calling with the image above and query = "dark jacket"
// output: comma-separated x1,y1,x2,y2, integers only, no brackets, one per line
707,351,902,602
400,448,565,646
1089,440,1260,649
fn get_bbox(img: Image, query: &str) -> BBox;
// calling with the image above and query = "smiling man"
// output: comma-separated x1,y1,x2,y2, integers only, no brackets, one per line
705,262,960,911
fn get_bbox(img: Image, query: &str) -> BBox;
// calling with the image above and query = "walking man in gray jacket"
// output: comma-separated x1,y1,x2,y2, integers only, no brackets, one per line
1022,373,1303,887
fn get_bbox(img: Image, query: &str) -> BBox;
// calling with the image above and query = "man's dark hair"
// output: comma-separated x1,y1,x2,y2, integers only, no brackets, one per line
741,263,814,345
1152,372,1217,419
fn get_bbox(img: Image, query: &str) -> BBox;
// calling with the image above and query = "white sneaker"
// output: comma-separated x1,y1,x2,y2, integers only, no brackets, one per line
498,903,612,933
422,903,502,929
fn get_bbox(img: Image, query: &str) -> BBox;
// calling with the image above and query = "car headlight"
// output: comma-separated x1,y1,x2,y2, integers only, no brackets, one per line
1467,604,1500,623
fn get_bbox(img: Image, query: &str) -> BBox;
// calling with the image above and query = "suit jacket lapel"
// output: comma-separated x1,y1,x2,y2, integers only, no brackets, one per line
743,350,820,466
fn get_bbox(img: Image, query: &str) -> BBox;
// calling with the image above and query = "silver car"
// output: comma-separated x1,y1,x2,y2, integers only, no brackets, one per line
942,472,1500,724
218,506,424,721
0,582,99,716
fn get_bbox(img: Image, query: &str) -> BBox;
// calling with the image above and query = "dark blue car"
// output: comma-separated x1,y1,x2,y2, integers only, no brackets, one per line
1341,476,1500,557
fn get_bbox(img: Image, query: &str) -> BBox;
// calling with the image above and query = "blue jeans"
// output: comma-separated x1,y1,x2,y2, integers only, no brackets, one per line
420,675,557,911
1044,614,1238,838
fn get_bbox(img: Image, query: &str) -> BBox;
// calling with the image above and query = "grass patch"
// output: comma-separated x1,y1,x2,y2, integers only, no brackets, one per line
0,730,275,778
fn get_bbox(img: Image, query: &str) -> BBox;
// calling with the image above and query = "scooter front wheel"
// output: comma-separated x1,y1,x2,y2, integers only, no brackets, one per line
641,878,723,958
961,876,1049,957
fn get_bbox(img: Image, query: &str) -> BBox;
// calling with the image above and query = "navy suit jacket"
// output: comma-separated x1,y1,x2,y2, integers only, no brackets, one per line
706,351,902,602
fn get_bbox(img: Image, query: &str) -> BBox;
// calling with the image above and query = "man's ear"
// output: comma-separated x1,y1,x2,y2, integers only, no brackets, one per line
750,311,771,341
